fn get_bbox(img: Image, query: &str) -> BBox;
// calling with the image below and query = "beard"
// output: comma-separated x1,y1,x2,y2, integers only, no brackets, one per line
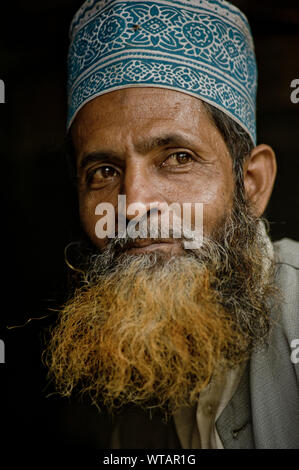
44,194,277,414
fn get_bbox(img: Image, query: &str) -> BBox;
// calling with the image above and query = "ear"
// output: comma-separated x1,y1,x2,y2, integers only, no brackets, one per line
243,144,277,216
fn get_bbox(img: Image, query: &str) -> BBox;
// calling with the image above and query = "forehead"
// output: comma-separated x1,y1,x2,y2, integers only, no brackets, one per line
71,87,227,157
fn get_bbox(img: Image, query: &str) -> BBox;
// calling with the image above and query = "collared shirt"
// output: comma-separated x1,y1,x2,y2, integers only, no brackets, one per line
173,361,247,449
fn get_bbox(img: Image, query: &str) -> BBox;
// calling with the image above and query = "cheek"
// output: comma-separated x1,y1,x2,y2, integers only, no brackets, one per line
187,176,234,235
79,191,114,249
79,196,96,244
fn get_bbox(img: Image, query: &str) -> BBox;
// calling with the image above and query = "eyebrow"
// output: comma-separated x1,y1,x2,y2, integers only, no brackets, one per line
135,133,195,154
79,151,122,170
79,132,200,170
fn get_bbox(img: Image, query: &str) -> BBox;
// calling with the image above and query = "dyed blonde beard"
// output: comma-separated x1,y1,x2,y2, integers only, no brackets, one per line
44,203,276,413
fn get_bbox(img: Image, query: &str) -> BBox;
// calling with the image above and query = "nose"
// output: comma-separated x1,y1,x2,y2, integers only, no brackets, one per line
120,159,163,223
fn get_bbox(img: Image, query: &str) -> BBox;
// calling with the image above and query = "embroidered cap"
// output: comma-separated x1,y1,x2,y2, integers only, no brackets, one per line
67,0,257,144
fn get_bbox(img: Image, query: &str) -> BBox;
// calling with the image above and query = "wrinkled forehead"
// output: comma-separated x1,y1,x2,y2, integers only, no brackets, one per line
67,0,257,145
71,88,230,166
72,87,210,135
71,88,222,154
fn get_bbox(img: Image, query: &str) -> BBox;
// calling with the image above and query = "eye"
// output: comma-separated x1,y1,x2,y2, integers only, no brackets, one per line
87,165,119,185
162,152,194,167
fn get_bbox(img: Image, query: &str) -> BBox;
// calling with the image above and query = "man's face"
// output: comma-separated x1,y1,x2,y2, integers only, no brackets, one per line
72,87,235,252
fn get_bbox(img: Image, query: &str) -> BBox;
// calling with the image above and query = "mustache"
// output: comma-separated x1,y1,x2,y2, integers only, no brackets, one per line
107,217,203,250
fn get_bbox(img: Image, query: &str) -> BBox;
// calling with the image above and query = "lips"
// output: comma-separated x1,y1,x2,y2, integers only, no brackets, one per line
125,239,174,249
119,238,183,256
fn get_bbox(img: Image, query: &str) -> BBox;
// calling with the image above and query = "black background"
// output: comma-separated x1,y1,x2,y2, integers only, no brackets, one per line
0,0,299,462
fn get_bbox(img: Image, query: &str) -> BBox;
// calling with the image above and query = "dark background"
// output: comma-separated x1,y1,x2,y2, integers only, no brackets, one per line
0,0,299,463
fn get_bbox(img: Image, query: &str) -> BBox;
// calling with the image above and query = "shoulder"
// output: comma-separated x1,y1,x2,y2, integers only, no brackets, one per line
273,238,299,270
273,238,299,312
271,238,299,348
249,237,299,448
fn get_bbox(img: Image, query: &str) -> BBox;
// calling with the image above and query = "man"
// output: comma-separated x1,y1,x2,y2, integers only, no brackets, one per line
45,0,299,449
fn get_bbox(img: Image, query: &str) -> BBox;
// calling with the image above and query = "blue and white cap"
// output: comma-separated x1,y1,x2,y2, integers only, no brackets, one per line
67,0,257,144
